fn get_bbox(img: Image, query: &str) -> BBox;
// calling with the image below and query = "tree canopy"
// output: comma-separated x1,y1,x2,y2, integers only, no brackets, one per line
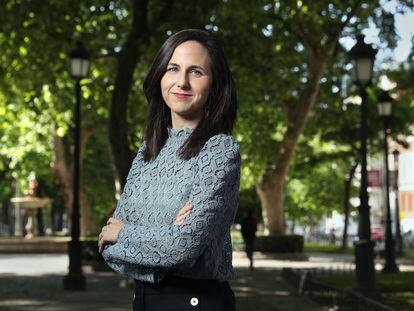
0,0,412,235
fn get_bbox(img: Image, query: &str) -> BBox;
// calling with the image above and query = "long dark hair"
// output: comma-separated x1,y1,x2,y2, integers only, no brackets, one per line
142,29,237,162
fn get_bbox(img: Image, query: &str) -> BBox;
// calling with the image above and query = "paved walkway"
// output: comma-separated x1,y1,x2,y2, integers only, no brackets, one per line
1,251,413,310
0,269,321,311
0,252,322,311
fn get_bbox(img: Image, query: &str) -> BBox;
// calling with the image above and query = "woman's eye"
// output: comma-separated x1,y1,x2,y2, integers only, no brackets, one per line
167,67,178,72
191,69,202,76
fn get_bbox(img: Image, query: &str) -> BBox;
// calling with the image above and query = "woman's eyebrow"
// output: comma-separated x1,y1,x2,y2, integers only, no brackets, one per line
188,65,206,71
167,62,206,71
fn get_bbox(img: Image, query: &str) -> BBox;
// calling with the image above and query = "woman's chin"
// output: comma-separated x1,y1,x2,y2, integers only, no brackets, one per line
171,110,203,120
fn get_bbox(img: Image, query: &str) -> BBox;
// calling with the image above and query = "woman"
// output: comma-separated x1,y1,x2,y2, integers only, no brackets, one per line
99,29,240,311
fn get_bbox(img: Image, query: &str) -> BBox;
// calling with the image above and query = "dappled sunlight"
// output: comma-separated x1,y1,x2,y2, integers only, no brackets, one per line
0,274,133,311
231,267,321,310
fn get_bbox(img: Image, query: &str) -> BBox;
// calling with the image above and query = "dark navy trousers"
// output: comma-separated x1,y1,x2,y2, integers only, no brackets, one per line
133,276,236,311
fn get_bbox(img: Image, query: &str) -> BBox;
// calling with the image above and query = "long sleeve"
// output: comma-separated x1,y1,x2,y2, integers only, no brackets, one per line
102,134,240,279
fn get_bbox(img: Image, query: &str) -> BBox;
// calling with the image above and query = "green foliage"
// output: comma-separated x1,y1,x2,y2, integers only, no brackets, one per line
237,187,261,221
386,43,414,140
286,160,347,225
82,128,116,226
231,230,245,252
0,1,134,228
0,0,412,230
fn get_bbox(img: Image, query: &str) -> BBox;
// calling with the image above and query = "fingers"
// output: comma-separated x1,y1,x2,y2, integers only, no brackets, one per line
178,202,193,216
98,233,104,253
98,221,125,252
107,217,123,225
98,226,107,253
99,241,106,253
175,210,192,225
174,202,194,225
98,225,108,253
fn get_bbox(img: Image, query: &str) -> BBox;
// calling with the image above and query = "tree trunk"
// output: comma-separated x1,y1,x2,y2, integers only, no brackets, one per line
256,171,285,235
108,0,149,195
79,183,95,235
256,2,361,236
52,131,73,231
52,126,96,236
341,160,359,250
256,52,326,235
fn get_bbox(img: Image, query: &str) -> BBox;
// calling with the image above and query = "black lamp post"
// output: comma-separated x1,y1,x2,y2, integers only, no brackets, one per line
377,91,399,273
348,34,378,297
63,42,90,290
393,149,402,255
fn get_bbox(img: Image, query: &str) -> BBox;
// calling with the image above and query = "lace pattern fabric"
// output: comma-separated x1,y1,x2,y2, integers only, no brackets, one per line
102,127,241,283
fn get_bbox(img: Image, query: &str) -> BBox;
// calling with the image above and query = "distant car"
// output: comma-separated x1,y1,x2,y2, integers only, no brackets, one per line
403,230,414,248
371,225,384,241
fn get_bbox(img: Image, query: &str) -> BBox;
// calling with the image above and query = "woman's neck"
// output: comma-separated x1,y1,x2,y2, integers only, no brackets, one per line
171,114,201,130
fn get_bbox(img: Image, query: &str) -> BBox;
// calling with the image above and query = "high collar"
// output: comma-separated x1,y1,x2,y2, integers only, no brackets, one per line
167,126,195,138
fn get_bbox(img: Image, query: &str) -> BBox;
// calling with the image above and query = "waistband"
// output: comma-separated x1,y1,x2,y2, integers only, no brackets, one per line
134,275,228,295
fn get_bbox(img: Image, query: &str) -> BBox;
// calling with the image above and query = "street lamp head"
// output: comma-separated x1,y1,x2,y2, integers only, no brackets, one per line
69,41,90,79
377,90,393,117
348,35,377,87
392,149,399,158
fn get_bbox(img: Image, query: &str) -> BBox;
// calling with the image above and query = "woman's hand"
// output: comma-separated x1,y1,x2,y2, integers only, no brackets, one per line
173,202,193,225
98,217,125,253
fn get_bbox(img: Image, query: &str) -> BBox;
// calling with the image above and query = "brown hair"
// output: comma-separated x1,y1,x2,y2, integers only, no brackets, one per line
142,29,237,161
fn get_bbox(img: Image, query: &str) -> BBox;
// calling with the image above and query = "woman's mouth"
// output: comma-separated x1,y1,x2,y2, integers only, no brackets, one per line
172,92,192,100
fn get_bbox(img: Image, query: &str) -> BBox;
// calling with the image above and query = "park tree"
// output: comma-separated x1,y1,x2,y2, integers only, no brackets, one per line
0,0,130,234
0,0,222,234
282,43,414,243
244,0,413,235
387,42,414,135
1,0,412,238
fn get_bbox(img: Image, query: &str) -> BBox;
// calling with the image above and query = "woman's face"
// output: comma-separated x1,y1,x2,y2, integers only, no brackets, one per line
161,40,213,128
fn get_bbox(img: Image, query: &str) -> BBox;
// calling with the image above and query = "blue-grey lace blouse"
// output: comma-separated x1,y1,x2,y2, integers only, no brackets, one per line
101,127,241,283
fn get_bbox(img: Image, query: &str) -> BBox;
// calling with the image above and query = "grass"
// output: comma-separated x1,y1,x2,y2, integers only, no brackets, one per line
403,247,414,258
232,234,414,308
313,272,414,310
232,232,355,254
304,242,353,254
313,272,414,291
382,291,414,311
231,230,245,251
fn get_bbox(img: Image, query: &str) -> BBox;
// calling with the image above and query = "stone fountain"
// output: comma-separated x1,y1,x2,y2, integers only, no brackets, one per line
10,179,51,239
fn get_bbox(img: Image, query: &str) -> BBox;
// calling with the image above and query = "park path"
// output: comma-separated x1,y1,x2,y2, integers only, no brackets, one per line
1,251,414,310
0,252,322,311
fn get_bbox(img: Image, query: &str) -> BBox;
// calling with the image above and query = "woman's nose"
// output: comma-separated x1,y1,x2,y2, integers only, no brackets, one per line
177,72,190,89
